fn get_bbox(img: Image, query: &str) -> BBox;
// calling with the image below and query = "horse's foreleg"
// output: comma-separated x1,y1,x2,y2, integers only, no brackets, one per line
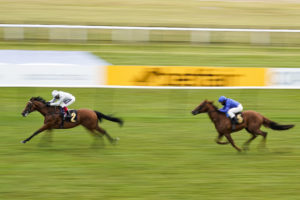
22,124,50,144
38,130,53,147
242,134,257,151
215,133,229,145
224,133,242,152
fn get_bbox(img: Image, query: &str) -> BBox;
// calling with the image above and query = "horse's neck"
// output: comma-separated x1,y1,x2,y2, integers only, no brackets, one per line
35,107,47,116
46,106,60,114
207,106,224,124
36,103,57,116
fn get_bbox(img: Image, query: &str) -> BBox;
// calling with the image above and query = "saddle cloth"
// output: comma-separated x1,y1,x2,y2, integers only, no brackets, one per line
64,110,78,123
235,112,244,124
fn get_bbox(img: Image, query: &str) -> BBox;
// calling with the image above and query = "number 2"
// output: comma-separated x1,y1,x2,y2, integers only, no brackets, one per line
71,113,76,122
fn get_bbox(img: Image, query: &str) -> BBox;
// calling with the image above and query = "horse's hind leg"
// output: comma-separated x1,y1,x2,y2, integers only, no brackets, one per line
255,129,268,149
85,127,103,139
242,128,257,151
95,125,118,144
87,129,105,148
247,128,268,150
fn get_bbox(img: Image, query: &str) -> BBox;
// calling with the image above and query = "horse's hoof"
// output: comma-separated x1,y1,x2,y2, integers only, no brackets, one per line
112,137,119,145
21,140,26,144
243,146,249,151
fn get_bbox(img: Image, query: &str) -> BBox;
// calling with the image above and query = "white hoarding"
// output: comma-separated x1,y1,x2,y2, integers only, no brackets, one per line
0,50,109,86
0,63,104,86
268,68,300,87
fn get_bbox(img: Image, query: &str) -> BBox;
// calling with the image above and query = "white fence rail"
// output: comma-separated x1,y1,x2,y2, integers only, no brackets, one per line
1,24,300,44
1,85,300,89
1,24,300,32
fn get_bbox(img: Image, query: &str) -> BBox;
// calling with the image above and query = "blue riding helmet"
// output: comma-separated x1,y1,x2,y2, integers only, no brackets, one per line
218,96,227,103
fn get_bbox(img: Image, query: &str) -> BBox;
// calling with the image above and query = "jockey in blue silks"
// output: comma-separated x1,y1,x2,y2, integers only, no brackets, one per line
218,96,243,130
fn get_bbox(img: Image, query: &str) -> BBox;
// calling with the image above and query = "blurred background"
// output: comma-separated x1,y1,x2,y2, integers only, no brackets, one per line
1,0,300,199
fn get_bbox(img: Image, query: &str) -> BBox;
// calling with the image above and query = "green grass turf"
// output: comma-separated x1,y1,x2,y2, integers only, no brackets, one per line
0,87,300,199
1,41,300,67
2,0,300,29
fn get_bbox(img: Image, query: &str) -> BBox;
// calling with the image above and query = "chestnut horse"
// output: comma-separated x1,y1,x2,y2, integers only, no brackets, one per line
21,97,123,144
191,100,294,152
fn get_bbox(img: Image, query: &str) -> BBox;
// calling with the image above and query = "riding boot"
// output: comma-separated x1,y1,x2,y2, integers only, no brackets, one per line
59,107,65,120
63,107,69,119
64,110,70,118
231,117,237,131
63,112,66,120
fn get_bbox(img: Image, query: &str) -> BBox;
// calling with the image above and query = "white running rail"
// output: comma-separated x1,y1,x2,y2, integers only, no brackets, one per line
0,24,300,32
0,85,300,89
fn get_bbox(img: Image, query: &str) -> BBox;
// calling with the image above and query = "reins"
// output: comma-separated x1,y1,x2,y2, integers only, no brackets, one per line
208,110,218,114
30,100,56,115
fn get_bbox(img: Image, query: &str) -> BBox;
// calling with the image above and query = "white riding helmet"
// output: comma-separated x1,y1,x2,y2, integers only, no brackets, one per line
52,90,59,97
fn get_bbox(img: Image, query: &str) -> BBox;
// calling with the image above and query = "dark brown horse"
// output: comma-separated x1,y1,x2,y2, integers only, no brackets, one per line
21,97,123,144
191,100,294,152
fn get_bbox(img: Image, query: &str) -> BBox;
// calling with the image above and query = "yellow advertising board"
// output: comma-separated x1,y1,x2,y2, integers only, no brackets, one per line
107,66,267,87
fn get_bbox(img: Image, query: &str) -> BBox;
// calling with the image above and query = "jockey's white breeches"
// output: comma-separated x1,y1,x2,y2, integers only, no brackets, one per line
60,96,75,108
227,104,243,118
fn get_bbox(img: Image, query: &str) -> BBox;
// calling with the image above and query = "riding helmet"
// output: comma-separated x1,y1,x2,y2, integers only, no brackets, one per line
218,96,227,103
52,90,59,97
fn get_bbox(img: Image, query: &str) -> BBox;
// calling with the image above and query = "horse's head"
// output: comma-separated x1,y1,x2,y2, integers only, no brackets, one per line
22,100,36,117
191,100,214,115
21,97,47,117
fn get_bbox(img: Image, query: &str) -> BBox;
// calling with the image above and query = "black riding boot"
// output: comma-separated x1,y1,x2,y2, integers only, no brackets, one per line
231,117,237,131
59,107,65,120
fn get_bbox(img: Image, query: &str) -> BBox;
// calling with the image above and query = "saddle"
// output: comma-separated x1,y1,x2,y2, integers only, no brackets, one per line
235,112,244,124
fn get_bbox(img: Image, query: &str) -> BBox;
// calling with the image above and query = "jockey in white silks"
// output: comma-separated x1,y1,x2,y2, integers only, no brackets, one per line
47,90,75,118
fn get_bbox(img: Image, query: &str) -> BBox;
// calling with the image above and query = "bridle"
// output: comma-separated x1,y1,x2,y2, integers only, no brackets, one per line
208,110,218,113
26,101,33,113
200,103,219,114
25,99,58,117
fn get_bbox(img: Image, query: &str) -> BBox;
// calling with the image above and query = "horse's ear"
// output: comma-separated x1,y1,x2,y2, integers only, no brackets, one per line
208,100,214,104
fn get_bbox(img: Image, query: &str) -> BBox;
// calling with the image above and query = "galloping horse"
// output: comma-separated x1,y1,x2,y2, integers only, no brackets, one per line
191,100,294,152
21,97,123,144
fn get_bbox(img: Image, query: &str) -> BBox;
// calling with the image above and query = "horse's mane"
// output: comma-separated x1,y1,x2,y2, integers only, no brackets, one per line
31,96,47,104
209,102,223,114
211,103,218,110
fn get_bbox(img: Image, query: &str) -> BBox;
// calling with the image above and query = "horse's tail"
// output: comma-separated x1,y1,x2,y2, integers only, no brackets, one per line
263,117,294,130
94,111,123,127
